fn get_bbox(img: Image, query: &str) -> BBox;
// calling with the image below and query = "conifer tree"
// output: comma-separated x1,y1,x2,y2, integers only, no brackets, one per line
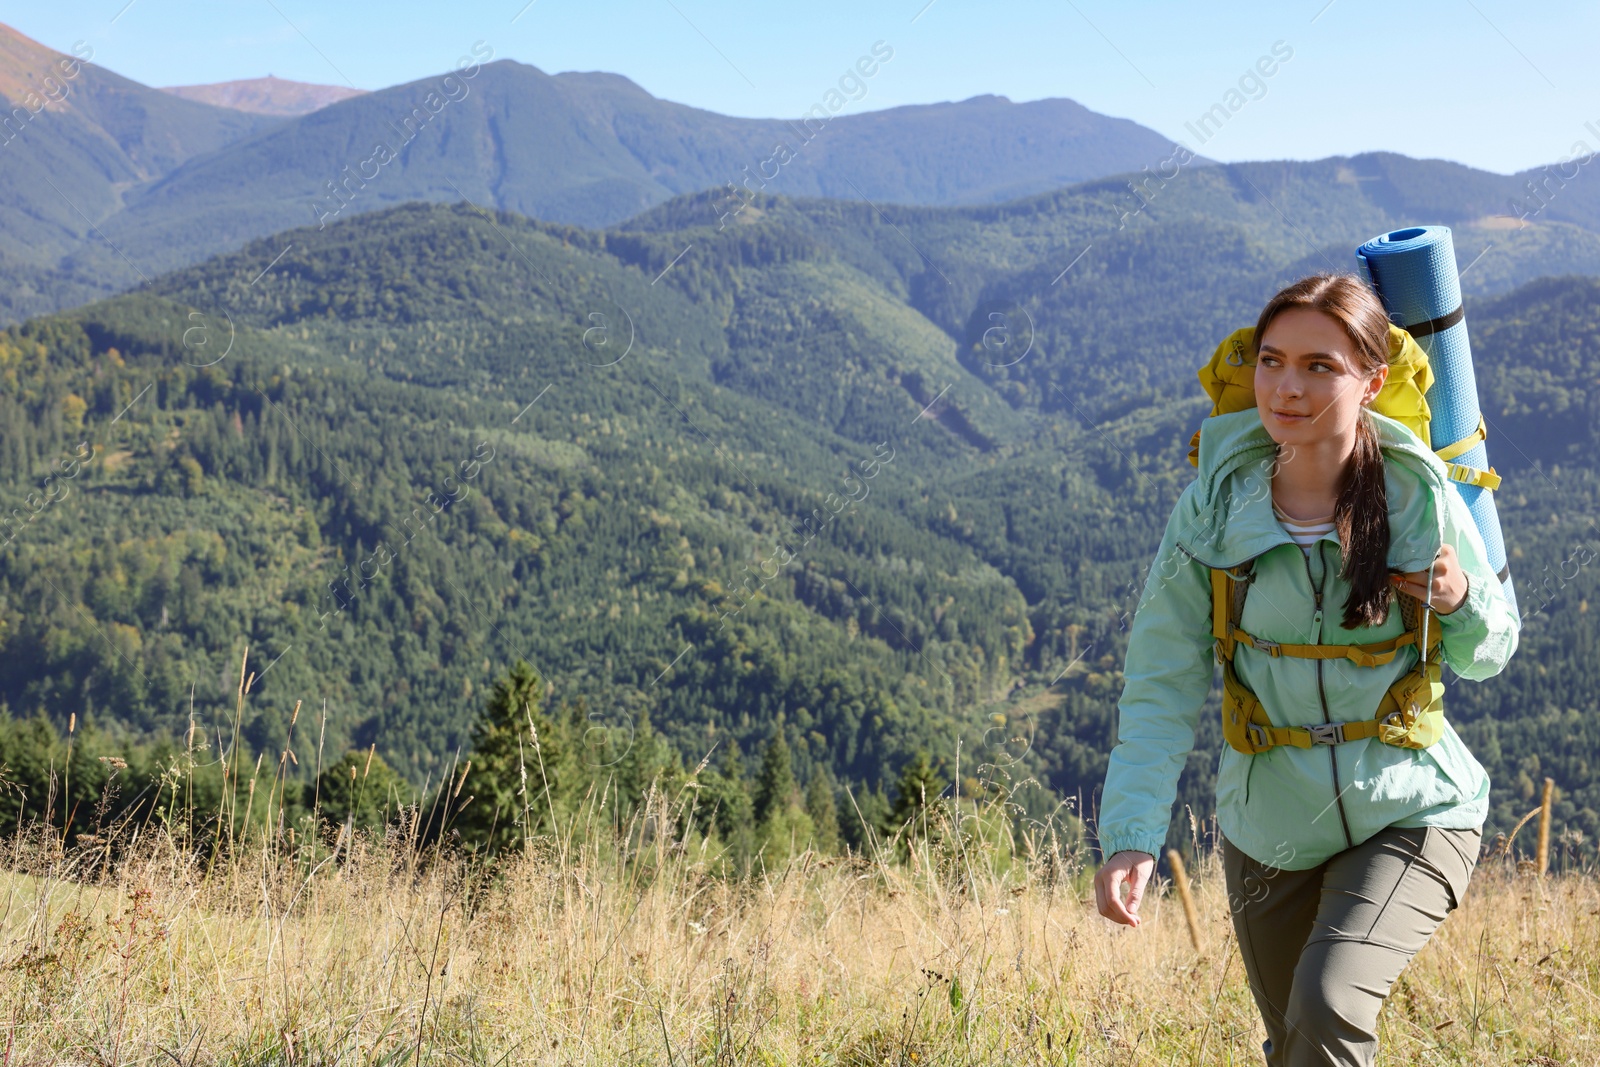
890,750,948,844
608,704,683,824
751,729,813,866
752,730,797,825
456,659,564,853
804,769,841,854
840,776,894,855
312,750,412,831
702,737,756,869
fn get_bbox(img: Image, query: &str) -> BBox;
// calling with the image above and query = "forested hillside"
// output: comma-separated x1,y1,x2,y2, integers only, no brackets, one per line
0,203,1047,844
1,196,1596,862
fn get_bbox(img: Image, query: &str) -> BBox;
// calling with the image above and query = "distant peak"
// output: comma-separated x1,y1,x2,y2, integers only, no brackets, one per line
0,20,88,106
550,69,651,95
160,75,366,117
0,21,56,58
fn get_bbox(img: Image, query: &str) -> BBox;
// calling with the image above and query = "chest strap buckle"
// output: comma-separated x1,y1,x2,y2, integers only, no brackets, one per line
1307,722,1346,745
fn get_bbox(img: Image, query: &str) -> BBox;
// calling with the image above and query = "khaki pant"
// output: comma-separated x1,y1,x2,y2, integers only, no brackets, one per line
1222,824,1482,1066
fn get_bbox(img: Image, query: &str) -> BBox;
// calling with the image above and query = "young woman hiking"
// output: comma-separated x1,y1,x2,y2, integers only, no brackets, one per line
1091,272,1520,1066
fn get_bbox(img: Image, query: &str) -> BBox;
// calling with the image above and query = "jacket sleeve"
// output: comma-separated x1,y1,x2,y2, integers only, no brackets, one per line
1096,481,1217,861
1434,481,1520,681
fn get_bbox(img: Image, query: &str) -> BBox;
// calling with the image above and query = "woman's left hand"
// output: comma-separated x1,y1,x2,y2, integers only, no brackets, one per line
1389,543,1469,615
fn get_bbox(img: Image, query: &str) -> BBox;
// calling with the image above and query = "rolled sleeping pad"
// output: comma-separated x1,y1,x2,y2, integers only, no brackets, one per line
1355,225,1517,616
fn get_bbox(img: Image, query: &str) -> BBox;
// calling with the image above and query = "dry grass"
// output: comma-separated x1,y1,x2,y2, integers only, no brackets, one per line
1,789,1597,1067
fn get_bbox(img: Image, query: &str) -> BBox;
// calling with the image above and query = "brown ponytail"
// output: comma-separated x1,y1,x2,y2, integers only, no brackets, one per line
1252,273,1395,630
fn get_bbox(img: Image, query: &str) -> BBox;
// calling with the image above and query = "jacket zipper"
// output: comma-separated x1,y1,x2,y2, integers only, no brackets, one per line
1303,541,1354,849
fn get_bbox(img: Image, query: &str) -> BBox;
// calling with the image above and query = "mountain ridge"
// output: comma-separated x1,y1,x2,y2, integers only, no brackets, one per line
159,74,367,117
0,25,1190,322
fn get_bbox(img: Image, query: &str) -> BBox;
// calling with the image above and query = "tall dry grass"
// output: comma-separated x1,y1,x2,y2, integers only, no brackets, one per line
2,774,1596,1067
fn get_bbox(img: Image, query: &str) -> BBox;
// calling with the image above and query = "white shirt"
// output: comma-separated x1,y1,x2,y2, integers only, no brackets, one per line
1271,499,1336,556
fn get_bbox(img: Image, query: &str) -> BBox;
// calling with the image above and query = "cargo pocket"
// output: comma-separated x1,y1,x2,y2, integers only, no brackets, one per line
1424,824,1483,912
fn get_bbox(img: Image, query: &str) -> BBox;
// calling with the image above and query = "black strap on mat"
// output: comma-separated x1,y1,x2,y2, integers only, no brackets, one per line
1405,302,1465,339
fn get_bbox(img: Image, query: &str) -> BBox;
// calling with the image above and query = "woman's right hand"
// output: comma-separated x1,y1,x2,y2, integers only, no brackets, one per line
1094,849,1156,926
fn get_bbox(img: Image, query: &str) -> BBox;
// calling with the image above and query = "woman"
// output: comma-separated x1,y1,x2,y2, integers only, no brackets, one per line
1092,273,1519,1066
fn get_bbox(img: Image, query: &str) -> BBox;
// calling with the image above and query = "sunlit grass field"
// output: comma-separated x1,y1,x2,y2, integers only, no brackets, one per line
2,776,1594,1067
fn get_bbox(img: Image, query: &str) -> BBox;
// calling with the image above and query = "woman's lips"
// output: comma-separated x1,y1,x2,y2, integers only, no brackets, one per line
1272,409,1309,423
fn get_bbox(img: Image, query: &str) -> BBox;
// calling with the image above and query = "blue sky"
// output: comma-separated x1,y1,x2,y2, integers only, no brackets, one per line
11,0,1598,175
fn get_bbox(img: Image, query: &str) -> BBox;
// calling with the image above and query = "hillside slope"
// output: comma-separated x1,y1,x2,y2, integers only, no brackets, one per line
0,203,1039,812
624,155,1600,426
1,205,1596,855
0,25,275,320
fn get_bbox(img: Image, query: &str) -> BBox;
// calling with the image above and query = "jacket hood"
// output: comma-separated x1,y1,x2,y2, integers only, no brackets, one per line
1176,407,1449,574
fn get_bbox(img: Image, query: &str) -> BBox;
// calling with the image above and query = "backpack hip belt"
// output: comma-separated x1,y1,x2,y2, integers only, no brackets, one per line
1211,563,1447,755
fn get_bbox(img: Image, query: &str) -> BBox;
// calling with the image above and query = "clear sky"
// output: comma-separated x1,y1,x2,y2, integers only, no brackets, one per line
10,0,1598,175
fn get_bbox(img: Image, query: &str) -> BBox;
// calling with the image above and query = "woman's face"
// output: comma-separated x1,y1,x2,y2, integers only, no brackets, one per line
1254,307,1387,449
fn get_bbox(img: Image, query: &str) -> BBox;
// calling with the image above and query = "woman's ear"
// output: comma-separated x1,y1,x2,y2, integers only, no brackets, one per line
1364,363,1389,404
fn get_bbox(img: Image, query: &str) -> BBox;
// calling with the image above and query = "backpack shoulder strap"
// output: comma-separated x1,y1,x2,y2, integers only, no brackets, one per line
1392,583,1446,658
1210,560,1256,660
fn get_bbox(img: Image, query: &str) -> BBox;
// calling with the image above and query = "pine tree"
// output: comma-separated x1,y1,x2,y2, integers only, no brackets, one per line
752,731,797,825
702,738,756,871
751,729,813,867
556,692,596,799
889,750,948,844
455,659,564,854
610,705,683,823
804,770,841,855
311,750,412,831
839,776,893,855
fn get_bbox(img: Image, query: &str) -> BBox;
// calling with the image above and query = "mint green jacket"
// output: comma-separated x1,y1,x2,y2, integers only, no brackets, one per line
1097,408,1520,870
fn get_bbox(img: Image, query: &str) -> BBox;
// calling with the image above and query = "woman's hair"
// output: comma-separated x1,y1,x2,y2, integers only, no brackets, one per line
1253,272,1394,629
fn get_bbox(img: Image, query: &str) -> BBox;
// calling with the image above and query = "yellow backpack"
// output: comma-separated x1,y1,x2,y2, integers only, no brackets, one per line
1187,323,1500,489
1185,324,1495,754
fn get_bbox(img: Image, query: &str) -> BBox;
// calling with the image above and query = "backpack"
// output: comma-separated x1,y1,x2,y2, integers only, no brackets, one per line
1210,560,1446,753
1188,323,1485,754
1188,324,1500,490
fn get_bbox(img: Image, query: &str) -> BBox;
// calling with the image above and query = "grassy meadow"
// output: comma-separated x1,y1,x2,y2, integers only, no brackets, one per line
1,773,1594,1067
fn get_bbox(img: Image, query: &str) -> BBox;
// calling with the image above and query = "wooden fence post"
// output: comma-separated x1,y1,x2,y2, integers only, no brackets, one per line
1536,777,1554,876
1166,848,1202,952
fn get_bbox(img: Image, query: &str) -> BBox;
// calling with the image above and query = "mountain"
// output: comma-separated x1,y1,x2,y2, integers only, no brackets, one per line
0,24,277,320
0,201,1040,812
0,25,1193,323
1,197,1596,855
619,153,1600,434
122,61,1193,230
99,60,1194,271
160,75,366,116
0,23,274,217
8,18,1600,335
